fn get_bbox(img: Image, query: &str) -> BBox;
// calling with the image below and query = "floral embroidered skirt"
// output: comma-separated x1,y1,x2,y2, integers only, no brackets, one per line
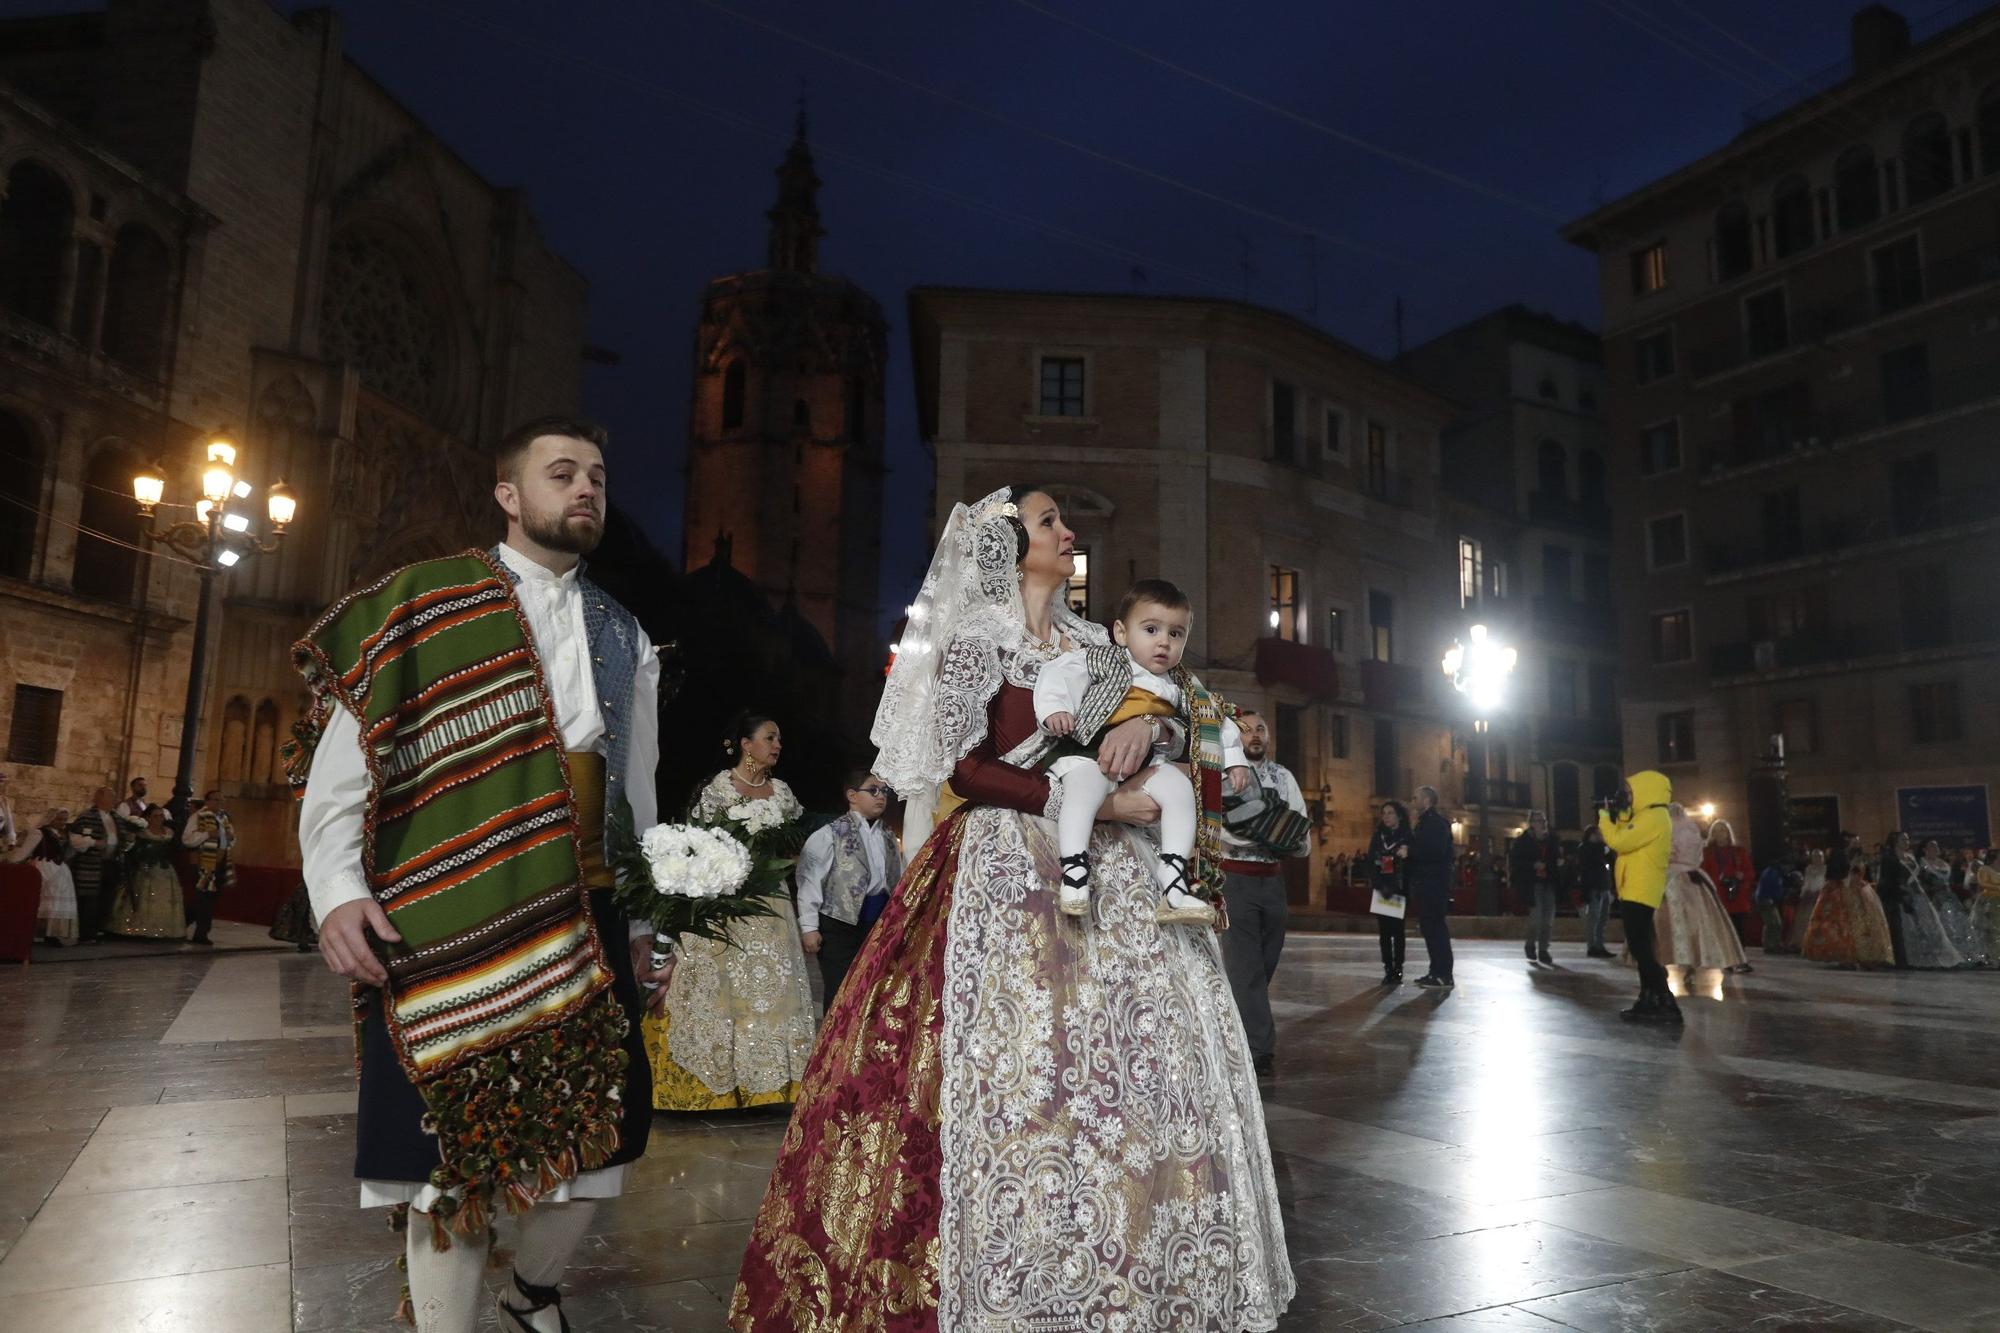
643,898,816,1111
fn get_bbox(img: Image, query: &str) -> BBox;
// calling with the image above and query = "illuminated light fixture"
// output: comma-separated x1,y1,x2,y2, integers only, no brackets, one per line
201,462,234,504
231,479,253,499
216,548,242,568
1268,610,1281,629
194,499,214,524
205,436,237,469
131,463,166,511
1698,802,1717,819
266,480,297,528
222,512,250,533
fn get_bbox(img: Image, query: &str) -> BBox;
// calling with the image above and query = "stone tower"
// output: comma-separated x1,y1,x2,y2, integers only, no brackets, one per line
682,110,888,729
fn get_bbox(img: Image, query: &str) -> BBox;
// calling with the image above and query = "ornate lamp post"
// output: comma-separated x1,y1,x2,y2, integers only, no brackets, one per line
1442,623,1517,916
132,432,297,824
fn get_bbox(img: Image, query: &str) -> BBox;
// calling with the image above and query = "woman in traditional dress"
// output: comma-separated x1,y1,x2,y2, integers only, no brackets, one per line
644,711,817,1110
1635,804,1747,988
4,809,81,946
728,485,1292,1331
107,807,183,939
1885,833,1965,968
1918,839,1980,965
1784,848,1826,951
1801,854,1895,968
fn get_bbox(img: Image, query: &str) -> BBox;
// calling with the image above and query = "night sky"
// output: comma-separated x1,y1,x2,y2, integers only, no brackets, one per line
272,0,1888,603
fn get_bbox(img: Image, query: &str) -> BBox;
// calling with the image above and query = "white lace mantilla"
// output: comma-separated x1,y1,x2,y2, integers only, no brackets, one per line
661,773,816,1096
935,807,1293,1331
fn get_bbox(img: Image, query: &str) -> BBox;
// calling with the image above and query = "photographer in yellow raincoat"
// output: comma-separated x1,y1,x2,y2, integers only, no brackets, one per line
1599,770,1678,1023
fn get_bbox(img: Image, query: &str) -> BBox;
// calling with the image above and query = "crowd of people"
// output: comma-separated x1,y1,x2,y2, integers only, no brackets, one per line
0,773,238,948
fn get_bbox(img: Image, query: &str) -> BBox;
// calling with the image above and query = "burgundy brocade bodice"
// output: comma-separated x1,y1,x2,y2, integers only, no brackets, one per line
949,683,1051,818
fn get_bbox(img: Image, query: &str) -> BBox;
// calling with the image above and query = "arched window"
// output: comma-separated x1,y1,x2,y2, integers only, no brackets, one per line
218,696,250,784
101,223,172,377
0,411,44,579
72,446,143,602
318,227,449,418
1772,174,1814,258
1552,763,1582,831
1980,84,2000,176
720,360,746,431
1578,449,1606,503
1536,439,1567,496
1834,146,1880,231
1592,765,1623,803
1903,112,1953,206
791,399,810,433
0,161,74,328
1714,200,1753,280
250,698,279,785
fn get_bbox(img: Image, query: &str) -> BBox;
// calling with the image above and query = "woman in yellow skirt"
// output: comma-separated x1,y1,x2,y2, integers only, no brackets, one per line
643,712,817,1109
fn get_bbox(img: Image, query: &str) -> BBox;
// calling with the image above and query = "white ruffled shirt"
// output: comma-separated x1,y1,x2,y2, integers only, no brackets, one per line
1033,650,1247,772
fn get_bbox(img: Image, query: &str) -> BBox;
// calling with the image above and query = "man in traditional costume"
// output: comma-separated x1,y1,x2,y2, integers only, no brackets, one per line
179,787,235,945
1217,709,1311,1076
292,417,668,1333
70,785,126,941
794,769,903,1006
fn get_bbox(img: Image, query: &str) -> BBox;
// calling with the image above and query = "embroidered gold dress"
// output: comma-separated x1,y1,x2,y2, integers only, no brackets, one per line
644,773,817,1110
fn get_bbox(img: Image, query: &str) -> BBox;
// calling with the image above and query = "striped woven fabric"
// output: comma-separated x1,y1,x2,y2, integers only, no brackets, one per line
288,550,613,1082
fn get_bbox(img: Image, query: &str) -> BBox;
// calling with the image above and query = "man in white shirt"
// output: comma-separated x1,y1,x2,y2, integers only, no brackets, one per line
179,787,234,945
69,785,125,940
296,417,668,1333
1217,710,1311,1078
116,776,152,825
795,771,902,1007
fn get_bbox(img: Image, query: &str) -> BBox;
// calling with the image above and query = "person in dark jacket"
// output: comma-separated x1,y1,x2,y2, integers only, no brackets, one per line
1510,812,1562,966
1367,801,1413,985
1577,825,1615,958
1408,785,1455,988
1875,832,1915,969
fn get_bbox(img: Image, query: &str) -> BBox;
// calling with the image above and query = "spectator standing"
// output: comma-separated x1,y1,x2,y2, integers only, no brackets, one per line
1407,786,1455,989
116,777,152,824
1702,820,1757,950
1755,855,1799,955
1600,771,1678,1023
1577,825,1615,958
1873,832,1916,969
1510,812,1561,966
69,786,125,942
1366,801,1412,986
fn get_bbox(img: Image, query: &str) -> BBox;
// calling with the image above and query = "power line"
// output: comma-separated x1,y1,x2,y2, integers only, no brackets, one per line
0,490,210,569
1663,0,1803,81
1003,0,1573,224
1589,0,1781,95
678,0,1461,278
417,0,1234,294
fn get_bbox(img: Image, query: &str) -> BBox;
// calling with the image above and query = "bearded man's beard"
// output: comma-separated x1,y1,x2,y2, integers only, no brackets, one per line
523,502,604,554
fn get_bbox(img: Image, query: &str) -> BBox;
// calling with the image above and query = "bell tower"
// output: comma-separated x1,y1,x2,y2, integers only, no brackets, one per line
682,108,889,725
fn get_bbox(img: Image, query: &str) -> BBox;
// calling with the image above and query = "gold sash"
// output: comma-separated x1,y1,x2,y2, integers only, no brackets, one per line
1106,686,1177,729
566,751,615,889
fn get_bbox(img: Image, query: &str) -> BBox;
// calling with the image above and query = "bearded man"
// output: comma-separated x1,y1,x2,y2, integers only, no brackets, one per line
292,416,669,1333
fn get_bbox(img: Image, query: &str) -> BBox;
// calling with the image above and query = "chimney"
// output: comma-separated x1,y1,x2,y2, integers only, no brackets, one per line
1851,5,1911,78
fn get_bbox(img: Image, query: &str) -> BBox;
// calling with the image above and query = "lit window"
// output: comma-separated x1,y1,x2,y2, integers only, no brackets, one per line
1065,549,1090,617
1631,242,1668,295
1268,566,1299,642
1458,537,1483,609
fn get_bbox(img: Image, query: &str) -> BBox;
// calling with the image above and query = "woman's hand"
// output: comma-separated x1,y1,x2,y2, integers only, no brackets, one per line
1096,717,1155,781
1097,771,1162,826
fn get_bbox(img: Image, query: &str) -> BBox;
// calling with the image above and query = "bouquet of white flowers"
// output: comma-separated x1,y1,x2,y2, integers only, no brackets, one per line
608,798,798,985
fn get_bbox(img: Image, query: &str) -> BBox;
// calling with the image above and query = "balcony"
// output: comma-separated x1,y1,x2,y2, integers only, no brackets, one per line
1465,777,1531,807
1703,486,2000,580
1360,471,1418,510
1254,637,1340,701
1709,630,1852,678
1360,658,1427,712
1531,595,1617,645
1537,714,1623,752
1701,368,2000,483
1526,489,1611,534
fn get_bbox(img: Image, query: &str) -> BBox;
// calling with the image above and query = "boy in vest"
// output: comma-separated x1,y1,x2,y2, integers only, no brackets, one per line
1035,579,1251,925
796,770,903,1007
294,417,670,1333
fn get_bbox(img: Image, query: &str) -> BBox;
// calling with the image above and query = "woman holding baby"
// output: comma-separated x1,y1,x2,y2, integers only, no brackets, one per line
726,484,1292,1331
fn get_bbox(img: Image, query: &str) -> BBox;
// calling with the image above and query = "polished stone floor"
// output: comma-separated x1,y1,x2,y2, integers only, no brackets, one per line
1,929,1997,1331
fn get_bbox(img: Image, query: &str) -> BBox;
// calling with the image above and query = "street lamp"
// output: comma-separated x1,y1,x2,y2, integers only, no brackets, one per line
1443,623,1517,915
131,430,298,824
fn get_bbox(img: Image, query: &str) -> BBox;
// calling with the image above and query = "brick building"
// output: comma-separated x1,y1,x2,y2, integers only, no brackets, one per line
0,0,590,862
681,115,888,730
1397,306,1624,846
1564,3,2000,851
910,287,1463,906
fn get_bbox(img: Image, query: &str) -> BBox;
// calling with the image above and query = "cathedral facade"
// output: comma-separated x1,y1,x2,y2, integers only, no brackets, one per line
0,0,589,862
681,116,889,729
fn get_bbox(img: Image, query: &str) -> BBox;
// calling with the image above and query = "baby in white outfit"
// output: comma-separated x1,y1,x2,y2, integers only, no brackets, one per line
1034,579,1248,923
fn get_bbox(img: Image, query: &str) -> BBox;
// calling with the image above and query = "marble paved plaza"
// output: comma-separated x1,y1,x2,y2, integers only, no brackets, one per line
1,929,1998,1331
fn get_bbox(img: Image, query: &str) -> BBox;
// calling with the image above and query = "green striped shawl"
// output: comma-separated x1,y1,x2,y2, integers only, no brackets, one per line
285,549,627,1241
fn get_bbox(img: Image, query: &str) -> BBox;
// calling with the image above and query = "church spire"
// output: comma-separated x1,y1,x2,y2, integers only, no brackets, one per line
766,96,825,274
